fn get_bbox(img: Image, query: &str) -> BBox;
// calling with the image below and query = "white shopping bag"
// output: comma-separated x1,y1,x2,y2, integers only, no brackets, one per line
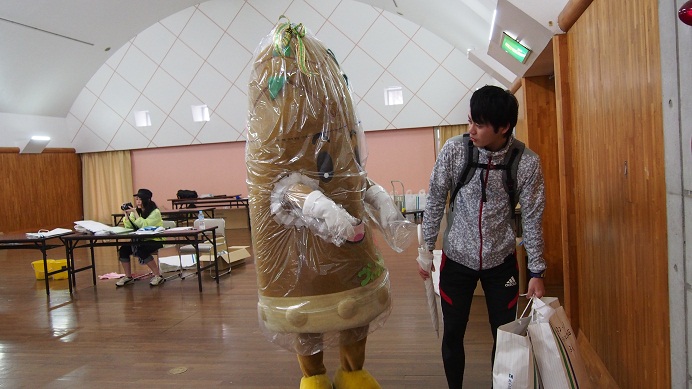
528,297,591,389
493,314,541,388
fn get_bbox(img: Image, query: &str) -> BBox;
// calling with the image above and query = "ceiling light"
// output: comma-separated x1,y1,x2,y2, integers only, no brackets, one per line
21,135,51,154
191,105,210,122
134,111,151,127
384,87,403,106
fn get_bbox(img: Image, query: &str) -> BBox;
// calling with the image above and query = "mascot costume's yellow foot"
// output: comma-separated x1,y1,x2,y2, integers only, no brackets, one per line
299,374,332,389
334,368,382,389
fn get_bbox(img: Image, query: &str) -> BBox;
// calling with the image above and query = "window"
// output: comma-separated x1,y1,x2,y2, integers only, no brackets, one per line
384,86,403,106
191,105,210,122
134,110,151,127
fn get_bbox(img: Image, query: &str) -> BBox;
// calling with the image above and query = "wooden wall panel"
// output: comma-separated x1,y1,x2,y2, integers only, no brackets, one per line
565,0,669,387
514,85,528,142
0,149,82,233
520,76,563,287
553,34,580,327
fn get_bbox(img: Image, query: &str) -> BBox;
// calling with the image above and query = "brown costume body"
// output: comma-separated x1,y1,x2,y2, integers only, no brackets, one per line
245,21,394,385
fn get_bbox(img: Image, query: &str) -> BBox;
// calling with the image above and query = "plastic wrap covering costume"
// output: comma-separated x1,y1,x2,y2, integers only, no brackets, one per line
245,16,413,369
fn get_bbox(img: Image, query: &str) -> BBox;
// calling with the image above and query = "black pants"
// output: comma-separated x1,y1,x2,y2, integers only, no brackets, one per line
118,241,163,264
439,252,519,389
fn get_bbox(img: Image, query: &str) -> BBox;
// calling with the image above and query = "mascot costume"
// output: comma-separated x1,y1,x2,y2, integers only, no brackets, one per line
245,17,413,389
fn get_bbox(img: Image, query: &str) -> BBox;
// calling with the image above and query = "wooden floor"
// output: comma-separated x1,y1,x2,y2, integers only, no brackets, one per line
0,227,540,388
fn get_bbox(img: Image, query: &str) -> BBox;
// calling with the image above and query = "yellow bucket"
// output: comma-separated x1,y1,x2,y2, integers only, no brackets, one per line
31,260,48,280
50,259,69,280
31,259,68,280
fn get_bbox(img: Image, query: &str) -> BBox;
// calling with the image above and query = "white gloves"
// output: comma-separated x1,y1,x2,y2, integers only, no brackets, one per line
363,183,415,253
303,190,359,245
364,184,402,228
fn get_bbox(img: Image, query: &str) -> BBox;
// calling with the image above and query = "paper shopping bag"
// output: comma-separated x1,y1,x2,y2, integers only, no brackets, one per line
493,315,541,389
528,298,591,389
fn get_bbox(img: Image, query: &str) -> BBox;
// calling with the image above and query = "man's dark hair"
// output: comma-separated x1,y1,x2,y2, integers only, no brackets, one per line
469,85,519,138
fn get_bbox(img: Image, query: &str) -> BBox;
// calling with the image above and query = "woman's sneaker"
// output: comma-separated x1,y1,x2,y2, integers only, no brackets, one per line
149,275,165,286
115,276,134,287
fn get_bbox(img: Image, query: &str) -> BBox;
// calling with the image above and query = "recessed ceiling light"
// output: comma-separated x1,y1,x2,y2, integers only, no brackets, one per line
21,136,51,154
134,111,151,127
191,105,210,122
384,86,403,106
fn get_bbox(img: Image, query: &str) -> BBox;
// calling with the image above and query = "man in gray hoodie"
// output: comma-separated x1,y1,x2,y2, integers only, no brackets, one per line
419,85,546,388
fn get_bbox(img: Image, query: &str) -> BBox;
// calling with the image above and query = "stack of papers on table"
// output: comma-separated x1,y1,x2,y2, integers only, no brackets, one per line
74,220,111,233
108,226,134,234
26,228,73,238
166,226,194,232
74,220,133,235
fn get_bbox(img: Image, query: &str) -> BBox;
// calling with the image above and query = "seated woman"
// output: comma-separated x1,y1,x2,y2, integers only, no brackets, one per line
116,188,165,287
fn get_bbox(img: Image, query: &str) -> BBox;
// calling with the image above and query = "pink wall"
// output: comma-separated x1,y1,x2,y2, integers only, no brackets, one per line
363,127,436,194
131,142,248,210
131,128,436,210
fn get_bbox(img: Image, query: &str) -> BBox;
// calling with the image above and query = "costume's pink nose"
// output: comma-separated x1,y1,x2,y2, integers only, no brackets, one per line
348,222,365,243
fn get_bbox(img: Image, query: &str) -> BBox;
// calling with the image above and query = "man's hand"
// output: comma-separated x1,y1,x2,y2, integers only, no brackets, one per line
418,264,437,280
526,277,545,299
416,248,434,280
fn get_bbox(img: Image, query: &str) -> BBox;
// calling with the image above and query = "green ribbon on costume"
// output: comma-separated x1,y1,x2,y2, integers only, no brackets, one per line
267,75,286,100
357,255,385,286
273,15,314,76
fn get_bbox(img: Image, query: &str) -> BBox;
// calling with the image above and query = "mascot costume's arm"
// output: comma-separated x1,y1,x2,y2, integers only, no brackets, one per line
363,180,415,253
271,173,362,246
364,182,401,228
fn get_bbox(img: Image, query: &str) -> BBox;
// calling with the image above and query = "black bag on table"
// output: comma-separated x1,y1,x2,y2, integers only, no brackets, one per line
176,189,198,208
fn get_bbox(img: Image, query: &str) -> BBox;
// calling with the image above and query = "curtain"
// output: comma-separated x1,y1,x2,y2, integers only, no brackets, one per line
81,151,133,225
432,124,469,210
434,124,468,155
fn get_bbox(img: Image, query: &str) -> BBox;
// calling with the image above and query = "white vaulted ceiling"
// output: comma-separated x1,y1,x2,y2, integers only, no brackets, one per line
0,0,567,152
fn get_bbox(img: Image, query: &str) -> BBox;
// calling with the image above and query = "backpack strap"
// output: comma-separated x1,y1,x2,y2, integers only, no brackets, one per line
449,134,478,211
501,139,525,213
448,135,525,215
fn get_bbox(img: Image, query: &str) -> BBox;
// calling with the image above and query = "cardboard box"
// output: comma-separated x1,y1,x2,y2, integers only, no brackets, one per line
215,208,250,229
198,245,251,268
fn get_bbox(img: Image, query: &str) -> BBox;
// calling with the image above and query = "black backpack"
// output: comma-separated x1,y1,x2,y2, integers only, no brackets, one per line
176,189,198,208
449,134,525,216
176,189,198,199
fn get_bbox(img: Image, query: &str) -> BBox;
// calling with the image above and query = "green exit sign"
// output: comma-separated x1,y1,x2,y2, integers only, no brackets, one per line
501,33,531,64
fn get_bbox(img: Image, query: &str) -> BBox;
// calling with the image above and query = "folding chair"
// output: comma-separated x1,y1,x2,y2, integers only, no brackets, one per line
177,218,231,279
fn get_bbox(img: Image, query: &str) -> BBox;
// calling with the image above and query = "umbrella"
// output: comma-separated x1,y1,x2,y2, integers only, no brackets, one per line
416,224,439,337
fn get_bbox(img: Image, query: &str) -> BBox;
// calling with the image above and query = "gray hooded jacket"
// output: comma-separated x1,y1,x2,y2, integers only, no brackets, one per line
423,134,546,274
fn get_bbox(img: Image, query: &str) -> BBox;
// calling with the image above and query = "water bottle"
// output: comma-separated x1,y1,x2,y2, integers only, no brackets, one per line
198,210,205,230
